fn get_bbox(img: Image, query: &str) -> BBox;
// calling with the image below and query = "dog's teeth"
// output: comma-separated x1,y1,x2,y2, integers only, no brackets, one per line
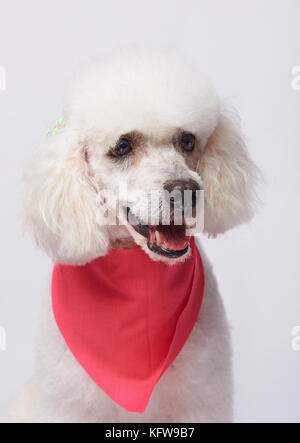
155,230,162,246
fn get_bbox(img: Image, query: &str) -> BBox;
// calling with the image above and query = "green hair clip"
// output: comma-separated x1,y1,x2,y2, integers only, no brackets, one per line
47,117,65,136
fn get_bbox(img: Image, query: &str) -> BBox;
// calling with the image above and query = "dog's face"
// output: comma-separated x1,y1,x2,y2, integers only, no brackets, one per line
24,51,258,265
87,126,204,263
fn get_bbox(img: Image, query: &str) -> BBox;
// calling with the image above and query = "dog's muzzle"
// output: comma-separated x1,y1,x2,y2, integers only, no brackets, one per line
125,179,201,259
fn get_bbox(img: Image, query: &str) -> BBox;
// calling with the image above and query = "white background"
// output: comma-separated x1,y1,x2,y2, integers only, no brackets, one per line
0,0,300,422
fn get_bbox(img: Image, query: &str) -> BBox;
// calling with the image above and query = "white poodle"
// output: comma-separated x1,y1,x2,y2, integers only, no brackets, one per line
3,49,258,423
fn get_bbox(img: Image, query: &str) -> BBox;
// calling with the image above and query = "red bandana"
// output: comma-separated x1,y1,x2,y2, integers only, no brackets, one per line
51,237,205,413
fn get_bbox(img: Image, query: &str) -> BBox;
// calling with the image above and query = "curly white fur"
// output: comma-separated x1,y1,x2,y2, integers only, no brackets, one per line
8,49,259,423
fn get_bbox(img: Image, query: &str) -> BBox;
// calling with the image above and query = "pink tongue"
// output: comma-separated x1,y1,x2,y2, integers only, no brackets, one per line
150,229,189,251
160,231,189,250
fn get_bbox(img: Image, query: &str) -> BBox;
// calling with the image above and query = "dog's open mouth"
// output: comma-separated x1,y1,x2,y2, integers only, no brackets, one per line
126,207,190,259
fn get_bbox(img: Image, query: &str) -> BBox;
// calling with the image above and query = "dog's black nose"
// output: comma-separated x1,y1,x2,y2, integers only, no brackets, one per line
164,179,200,208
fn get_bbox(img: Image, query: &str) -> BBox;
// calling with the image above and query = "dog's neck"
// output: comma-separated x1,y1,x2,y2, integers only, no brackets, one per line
110,237,138,250
109,226,138,251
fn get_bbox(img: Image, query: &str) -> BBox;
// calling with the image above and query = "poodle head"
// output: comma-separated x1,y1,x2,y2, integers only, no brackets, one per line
23,50,258,265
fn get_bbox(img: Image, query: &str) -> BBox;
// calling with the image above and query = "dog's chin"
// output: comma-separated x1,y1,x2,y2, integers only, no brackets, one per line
125,207,192,265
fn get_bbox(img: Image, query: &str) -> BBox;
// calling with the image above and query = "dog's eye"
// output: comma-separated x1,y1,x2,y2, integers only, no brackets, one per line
181,133,195,152
115,138,132,156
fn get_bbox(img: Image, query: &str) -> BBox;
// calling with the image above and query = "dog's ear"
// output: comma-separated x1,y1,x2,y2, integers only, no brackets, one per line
23,127,109,264
198,108,259,236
